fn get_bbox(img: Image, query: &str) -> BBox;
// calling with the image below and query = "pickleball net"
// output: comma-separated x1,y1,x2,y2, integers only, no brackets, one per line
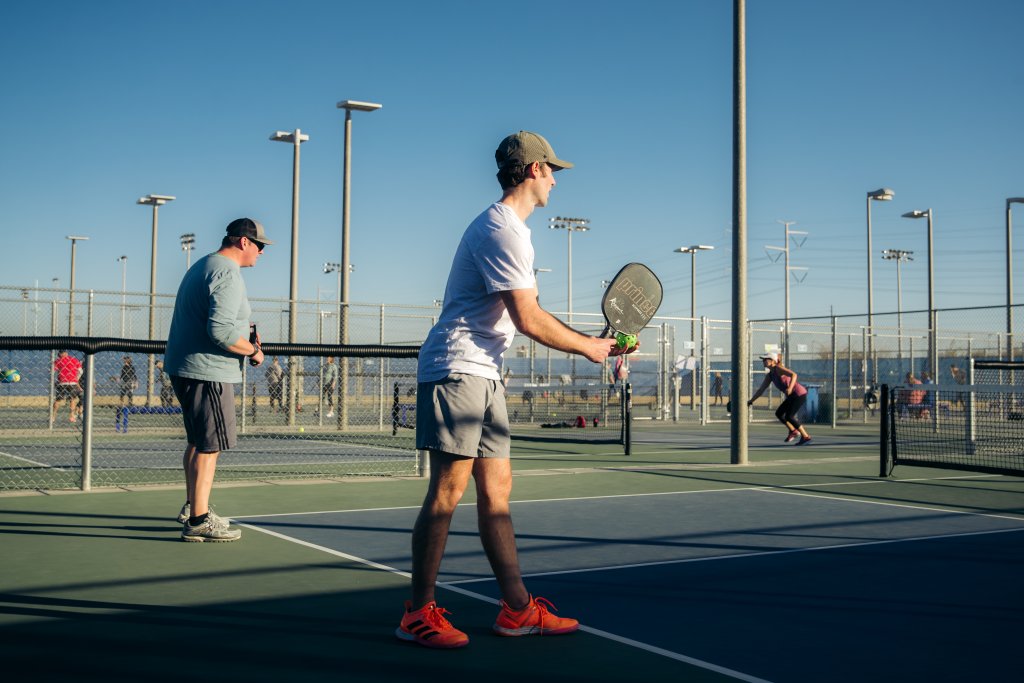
0,336,631,491
881,359,1024,476
0,336,424,490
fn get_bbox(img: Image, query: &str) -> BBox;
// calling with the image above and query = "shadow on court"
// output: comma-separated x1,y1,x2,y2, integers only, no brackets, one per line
1,431,1022,682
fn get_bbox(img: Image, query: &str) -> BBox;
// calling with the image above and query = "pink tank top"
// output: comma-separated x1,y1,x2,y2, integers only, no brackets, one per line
770,369,807,397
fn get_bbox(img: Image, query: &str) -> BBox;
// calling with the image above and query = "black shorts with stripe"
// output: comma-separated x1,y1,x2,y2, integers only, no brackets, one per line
170,376,237,453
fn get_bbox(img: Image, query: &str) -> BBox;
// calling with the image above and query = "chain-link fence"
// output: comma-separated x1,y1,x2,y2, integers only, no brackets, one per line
0,286,441,345
3,284,1022,490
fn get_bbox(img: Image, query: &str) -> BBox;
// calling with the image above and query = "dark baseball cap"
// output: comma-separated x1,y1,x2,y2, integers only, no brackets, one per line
225,218,273,245
495,131,574,171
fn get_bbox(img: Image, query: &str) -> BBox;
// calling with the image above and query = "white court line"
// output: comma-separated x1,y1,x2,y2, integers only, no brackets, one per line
447,525,1024,585
235,519,775,683
754,486,1024,523
513,441,877,459
0,450,73,471
234,472,1005,519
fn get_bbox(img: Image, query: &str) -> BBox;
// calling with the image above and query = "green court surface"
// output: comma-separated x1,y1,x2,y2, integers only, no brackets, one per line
1,422,1021,682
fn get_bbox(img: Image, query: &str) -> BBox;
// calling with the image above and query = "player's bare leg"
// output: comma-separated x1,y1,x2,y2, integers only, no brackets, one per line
410,451,473,609
473,457,529,609
189,450,219,517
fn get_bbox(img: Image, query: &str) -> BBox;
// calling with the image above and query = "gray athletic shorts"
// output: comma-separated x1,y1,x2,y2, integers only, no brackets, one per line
170,376,237,453
415,373,510,458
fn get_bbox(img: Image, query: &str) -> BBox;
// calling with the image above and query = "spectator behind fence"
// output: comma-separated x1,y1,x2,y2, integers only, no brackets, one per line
117,356,138,408
321,356,338,418
266,357,284,413
52,350,83,424
950,364,966,409
156,360,175,408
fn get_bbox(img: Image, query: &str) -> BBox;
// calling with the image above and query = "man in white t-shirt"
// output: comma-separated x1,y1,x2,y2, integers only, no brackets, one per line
396,131,637,649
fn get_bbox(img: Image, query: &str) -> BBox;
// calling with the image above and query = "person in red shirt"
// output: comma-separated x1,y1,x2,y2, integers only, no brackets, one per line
52,350,83,423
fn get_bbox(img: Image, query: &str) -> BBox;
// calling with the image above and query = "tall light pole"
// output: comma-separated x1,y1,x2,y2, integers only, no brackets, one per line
323,262,353,342
137,194,175,406
882,249,913,369
180,233,195,271
902,209,935,381
675,245,714,411
324,262,342,342
271,129,309,426
117,255,128,337
549,217,589,378
336,100,381,429
548,217,590,327
765,221,807,365
336,100,381,341
531,267,552,383
731,0,749,465
866,188,895,383
1007,198,1024,361
65,235,89,335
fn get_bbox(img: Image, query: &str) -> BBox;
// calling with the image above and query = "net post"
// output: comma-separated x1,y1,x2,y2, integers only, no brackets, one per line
879,383,890,477
81,353,94,492
416,450,430,478
392,382,399,436
966,358,976,455
624,382,633,456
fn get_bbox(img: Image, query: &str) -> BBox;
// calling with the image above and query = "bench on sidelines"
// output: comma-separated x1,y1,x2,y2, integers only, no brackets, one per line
115,405,182,433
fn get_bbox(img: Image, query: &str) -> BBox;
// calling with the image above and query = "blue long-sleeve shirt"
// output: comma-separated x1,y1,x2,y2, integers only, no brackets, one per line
164,253,252,383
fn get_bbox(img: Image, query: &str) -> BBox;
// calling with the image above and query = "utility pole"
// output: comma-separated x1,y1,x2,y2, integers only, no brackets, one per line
764,220,808,365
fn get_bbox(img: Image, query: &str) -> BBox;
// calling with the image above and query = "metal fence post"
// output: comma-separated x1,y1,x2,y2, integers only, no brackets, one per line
81,353,95,491
831,315,838,428
700,316,710,425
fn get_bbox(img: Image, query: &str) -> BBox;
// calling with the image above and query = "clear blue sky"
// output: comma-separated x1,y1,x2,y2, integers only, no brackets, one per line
2,0,1022,326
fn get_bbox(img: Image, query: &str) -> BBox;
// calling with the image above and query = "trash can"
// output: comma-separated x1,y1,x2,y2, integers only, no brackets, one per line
801,384,821,423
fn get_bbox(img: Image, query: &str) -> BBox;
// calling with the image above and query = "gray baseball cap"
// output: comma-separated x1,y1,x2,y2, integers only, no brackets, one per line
225,218,273,245
495,131,574,170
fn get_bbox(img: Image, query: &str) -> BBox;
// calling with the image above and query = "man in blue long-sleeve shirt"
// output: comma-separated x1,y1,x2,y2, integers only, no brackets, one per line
164,218,270,542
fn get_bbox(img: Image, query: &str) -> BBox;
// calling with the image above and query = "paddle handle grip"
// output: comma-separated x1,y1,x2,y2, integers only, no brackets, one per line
248,324,260,366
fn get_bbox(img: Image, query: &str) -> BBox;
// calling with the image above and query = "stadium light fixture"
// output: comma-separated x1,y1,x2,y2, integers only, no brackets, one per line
866,188,895,384
137,194,175,406
337,100,382,112
270,128,309,427
269,129,309,347
882,249,914,368
902,208,936,382
179,233,196,270
549,217,590,327
336,99,382,339
675,245,715,411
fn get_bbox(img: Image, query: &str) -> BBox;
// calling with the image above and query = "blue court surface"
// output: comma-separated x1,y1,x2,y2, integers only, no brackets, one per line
237,482,1024,683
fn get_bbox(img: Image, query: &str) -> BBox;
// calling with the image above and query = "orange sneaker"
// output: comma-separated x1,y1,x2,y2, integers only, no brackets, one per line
395,601,469,649
493,596,578,637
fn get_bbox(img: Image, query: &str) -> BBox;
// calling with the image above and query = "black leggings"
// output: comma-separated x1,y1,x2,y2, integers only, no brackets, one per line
776,394,807,430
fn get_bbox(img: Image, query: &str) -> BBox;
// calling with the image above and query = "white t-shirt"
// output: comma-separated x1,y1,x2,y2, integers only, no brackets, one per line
418,202,535,382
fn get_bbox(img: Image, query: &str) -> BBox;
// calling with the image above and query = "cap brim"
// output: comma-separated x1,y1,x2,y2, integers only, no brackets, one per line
548,158,574,170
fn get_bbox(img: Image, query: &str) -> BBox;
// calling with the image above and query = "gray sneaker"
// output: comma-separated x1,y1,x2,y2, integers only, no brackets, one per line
181,513,241,543
177,502,190,524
